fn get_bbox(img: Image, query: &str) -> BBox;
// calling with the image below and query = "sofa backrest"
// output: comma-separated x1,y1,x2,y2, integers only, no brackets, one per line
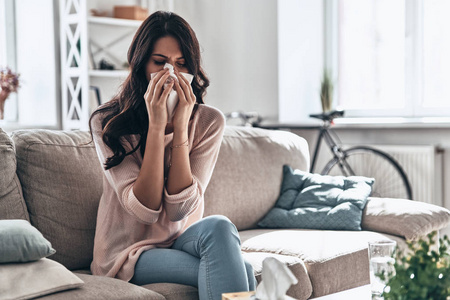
0,128,29,221
10,126,309,270
204,126,310,230
12,129,103,271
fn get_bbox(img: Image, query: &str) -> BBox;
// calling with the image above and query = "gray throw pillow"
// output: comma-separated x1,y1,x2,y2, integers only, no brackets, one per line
258,165,374,230
0,219,56,263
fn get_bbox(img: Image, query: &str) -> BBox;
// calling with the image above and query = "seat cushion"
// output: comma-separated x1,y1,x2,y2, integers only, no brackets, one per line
38,273,164,300
0,128,29,221
239,229,400,298
242,252,312,300
142,283,199,300
12,129,103,270
74,270,199,300
204,126,310,231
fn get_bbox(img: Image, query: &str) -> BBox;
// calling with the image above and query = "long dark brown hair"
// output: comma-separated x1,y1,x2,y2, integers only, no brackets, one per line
89,11,209,170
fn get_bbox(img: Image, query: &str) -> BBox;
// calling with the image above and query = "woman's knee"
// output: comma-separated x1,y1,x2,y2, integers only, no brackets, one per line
203,215,237,232
200,215,239,242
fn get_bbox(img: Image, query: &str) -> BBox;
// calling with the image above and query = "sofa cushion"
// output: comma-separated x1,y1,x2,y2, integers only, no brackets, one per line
0,128,29,221
0,258,84,300
258,165,373,231
239,229,398,298
74,270,199,300
39,273,164,300
362,197,450,240
0,219,55,263
242,252,312,300
204,126,310,230
12,129,103,270
142,283,199,300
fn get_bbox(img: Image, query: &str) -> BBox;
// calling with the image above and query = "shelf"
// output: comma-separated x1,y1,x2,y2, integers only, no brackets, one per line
88,16,142,27
89,70,129,78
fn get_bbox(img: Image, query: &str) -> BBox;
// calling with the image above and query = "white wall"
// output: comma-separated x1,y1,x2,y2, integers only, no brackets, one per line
174,0,279,121
278,0,324,123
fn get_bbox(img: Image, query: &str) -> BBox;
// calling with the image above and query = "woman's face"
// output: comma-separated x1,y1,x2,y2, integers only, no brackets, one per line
145,36,189,81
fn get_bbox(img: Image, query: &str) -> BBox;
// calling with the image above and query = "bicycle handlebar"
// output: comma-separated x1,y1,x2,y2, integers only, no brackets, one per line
309,110,345,122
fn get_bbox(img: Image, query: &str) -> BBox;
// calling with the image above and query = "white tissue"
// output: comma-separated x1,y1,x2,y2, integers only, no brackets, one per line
255,257,298,300
149,63,194,123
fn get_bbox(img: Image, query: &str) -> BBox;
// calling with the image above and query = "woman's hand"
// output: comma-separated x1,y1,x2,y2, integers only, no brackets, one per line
144,69,174,130
172,69,196,132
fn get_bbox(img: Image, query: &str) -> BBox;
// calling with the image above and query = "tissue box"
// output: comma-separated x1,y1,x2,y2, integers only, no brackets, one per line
113,6,148,21
222,291,255,300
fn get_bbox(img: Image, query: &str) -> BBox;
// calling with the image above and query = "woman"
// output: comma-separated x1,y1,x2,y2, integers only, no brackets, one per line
89,11,256,300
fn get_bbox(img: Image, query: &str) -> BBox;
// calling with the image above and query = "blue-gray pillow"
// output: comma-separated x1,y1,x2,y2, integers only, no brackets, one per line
0,219,56,263
258,165,374,231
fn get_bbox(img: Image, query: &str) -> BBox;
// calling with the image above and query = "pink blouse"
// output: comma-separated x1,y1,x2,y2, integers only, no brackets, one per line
90,104,225,281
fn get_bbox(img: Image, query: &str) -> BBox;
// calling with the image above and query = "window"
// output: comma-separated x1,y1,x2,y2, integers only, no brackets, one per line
0,0,59,127
334,0,450,118
0,0,18,122
423,0,450,111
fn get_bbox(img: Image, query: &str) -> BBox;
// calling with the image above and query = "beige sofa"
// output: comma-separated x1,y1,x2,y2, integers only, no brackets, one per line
1,125,449,300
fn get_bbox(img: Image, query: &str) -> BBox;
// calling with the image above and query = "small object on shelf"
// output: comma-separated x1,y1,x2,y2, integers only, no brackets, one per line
113,6,148,21
90,9,108,17
99,59,115,70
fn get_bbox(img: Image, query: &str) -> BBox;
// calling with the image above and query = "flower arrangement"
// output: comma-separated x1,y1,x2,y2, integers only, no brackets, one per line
379,232,450,300
0,67,20,120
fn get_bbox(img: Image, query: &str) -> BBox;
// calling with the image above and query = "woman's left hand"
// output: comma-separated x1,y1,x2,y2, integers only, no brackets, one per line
172,69,196,131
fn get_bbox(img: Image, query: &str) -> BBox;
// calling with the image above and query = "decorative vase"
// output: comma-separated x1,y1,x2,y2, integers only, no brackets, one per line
0,89,10,120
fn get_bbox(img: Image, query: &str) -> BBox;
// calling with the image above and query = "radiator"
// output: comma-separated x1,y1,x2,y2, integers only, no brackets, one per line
365,145,443,206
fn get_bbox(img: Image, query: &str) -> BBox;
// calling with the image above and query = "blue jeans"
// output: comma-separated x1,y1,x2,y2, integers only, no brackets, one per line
130,215,256,300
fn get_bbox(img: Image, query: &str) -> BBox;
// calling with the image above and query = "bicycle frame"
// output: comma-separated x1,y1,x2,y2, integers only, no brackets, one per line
309,125,355,175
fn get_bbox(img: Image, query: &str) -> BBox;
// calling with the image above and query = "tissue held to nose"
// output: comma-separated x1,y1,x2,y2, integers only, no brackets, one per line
163,63,177,88
149,63,194,123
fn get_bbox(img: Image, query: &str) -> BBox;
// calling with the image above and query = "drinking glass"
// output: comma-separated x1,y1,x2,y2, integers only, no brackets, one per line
368,240,396,299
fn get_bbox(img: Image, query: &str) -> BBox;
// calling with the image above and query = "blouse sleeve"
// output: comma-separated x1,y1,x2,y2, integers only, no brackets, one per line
163,109,225,222
91,114,162,225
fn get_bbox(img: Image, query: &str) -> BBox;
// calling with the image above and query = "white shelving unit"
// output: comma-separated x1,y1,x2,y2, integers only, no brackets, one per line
89,70,130,78
59,0,141,130
88,16,142,27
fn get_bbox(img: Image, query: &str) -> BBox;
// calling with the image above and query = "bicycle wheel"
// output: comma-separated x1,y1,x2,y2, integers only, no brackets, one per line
321,146,413,199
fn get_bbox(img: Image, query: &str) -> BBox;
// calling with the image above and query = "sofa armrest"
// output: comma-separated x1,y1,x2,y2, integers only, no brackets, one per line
361,197,450,240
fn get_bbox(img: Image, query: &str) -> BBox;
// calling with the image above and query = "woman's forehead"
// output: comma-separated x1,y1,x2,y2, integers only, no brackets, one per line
152,36,183,58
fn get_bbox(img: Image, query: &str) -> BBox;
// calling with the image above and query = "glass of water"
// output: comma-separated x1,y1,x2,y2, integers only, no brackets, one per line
368,240,397,299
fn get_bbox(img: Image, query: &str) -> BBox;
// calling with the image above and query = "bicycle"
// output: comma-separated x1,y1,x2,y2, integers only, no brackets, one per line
309,110,413,199
225,109,413,199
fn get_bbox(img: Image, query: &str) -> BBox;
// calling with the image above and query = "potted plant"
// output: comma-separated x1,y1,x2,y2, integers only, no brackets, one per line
379,232,450,300
320,69,333,113
0,67,20,120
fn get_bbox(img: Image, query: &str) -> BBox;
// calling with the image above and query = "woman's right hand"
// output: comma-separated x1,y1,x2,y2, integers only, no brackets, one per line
144,69,174,129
